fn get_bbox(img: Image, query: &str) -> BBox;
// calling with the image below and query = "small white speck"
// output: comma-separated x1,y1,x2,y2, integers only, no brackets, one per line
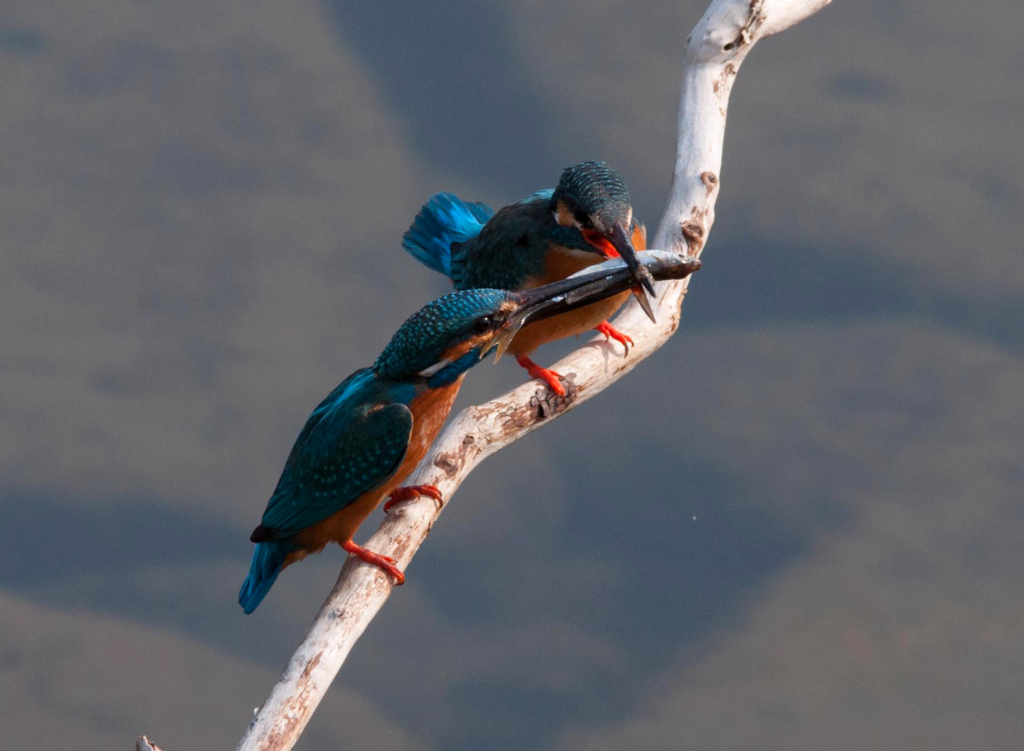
692,515,698,521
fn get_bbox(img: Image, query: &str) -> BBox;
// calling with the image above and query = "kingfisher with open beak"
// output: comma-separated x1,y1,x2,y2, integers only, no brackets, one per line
403,161,655,396
238,254,699,613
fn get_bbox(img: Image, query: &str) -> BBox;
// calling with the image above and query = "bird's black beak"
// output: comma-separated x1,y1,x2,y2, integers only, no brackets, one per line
609,223,658,323
581,223,657,321
491,251,701,360
598,225,655,325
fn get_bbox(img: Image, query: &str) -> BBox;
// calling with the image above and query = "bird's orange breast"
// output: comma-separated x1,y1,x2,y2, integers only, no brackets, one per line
291,380,463,558
508,287,630,355
510,221,645,355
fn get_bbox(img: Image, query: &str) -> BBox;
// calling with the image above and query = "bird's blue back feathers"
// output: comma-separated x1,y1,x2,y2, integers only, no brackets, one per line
402,193,494,279
238,540,294,614
521,188,554,204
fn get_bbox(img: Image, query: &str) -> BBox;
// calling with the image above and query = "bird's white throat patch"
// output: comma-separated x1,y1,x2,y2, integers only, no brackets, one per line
416,358,452,378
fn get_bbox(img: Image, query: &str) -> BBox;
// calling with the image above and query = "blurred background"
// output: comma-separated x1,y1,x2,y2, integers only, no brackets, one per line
2,1,1022,749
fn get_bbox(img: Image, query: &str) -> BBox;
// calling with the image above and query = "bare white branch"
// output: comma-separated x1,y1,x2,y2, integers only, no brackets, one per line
136,736,165,751
138,1,832,749
230,2,832,750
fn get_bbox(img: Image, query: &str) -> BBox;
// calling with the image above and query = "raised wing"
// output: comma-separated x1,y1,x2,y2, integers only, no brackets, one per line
402,192,494,279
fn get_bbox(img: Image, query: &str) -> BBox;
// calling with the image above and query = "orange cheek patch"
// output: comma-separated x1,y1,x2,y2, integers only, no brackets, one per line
581,229,619,258
439,336,485,362
631,222,647,251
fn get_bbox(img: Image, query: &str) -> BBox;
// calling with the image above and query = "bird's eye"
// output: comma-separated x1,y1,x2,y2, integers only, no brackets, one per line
473,316,492,334
573,210,592,228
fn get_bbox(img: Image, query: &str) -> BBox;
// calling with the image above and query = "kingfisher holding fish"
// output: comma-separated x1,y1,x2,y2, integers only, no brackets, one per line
403,161,655,396
239,255,698,613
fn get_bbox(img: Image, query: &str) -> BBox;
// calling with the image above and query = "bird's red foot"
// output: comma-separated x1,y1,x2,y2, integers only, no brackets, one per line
384,484,443,514
594,321,633,354
515,354,566,397
342,539,405,585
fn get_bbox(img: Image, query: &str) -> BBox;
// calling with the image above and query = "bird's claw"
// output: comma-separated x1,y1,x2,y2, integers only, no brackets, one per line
594,321,633,354
342,539,405,585
515,354,567,396
384,484,444,513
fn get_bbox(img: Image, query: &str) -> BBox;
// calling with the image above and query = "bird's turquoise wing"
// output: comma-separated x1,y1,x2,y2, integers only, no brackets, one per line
402,193,494,279
257,397,414,539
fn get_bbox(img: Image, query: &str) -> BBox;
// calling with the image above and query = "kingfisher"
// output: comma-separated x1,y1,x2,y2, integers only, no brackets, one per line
402,160,655,396
236,257,696,614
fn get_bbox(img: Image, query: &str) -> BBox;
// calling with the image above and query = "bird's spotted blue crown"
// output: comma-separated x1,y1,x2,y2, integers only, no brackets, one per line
374,289,512,380
551,160,631,226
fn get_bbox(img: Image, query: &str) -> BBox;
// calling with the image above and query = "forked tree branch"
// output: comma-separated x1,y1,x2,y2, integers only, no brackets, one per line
139,1,832,749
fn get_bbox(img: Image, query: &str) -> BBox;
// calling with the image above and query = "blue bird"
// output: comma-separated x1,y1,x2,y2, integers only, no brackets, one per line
403,161,655,396
238,257,698,614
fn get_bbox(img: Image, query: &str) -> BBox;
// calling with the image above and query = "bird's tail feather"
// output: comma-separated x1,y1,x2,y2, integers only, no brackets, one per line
402,193,493,279
238,541,293,614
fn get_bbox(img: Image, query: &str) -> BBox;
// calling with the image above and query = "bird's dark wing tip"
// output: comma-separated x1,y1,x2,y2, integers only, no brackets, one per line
250,525,274,543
